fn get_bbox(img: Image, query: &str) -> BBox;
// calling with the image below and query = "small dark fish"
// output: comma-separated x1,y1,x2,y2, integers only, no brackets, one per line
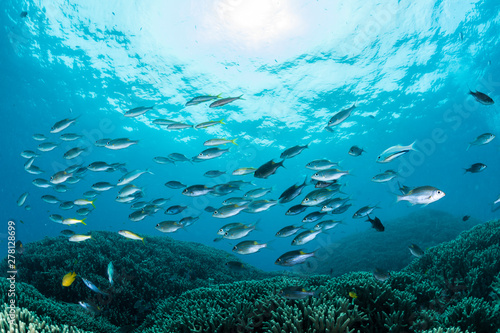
164,181,187,189
408,243,424,258
165,205,188,215
331,203,351,214
285,204,307,216
373,268,390,282
462,215,470,222
209,95,243,108
225,261,247,272
314,180,337,188
254,159,285,179
204,206,217,213
469,89,494,105
60,229,75,237
279,177,308,204
464,163,487,174
366,216,385,232
204,170,226,178
15,240,24,255
348,145,365,156
20,11,28,18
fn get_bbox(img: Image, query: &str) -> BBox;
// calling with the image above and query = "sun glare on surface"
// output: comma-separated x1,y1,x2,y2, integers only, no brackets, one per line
215,0,298,48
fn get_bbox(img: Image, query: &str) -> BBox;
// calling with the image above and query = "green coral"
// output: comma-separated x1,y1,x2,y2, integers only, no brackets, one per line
0,278,118,332
0,231,270,330
0,303,90,333
3,218,500,333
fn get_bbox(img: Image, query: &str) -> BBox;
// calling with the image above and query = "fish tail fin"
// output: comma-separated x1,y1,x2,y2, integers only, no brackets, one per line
238,94,245,100
80,218,87,225
219,118,226,125
466,144,470,151
231,138,238,145
279,160,286,169
147,168,154,175
396,195,404,203
464,168,469,174
409,140,419,152
313,288,325,298
141,237,145,245
91,200,95,208
216,93,223,98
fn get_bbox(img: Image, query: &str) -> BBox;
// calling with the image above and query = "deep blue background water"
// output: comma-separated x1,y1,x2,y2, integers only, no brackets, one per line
1,0,499,272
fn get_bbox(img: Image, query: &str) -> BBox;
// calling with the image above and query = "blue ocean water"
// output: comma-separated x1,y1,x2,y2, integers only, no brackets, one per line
1,0,499,277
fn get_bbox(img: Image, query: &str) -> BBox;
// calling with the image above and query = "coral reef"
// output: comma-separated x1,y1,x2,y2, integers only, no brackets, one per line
0,279,115,332
0,231,269,329
2,219,499,333
0,303,90,333
309,210,480,277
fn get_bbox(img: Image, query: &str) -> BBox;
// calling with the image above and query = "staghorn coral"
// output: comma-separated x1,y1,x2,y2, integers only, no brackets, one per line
0,278,117,332
0,231,269,329
3,219,500,332
0,303,90,333
405,219,500,300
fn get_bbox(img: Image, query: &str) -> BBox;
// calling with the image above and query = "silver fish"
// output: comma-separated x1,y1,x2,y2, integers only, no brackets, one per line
186,94,222,106
305,159,339,171
311,168,349,182
105,138,139,150
397,186,445,206
327,103,356,127
50,117,78,133
124,105,154,117
38,142,58,152
209,95,243,108
275,250,316,266
292,229,322,245
377,142,417,163
182,185,213,197
467,133,495,151
233,241,268,255
63,147,87,159
197,147,230,160
213,204,248,218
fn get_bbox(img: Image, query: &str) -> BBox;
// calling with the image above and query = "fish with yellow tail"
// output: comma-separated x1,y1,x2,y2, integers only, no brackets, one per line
118,230,145,244
68,234,92,242
62,272,77,287
349,291,358,299
62,217,87,226
74,199,95,208
195,119,225,129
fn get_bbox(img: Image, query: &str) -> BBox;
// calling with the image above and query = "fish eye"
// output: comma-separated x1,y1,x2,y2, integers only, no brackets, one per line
437,190,442,194
304,198,309,202
214,211,218,214
224,232,228,236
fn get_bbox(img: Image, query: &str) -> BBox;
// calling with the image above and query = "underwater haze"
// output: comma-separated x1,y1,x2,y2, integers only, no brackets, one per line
2,0,500,277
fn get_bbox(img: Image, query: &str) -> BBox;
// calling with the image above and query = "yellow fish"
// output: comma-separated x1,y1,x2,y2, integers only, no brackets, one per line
62,272,77,287
349,291,358,299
